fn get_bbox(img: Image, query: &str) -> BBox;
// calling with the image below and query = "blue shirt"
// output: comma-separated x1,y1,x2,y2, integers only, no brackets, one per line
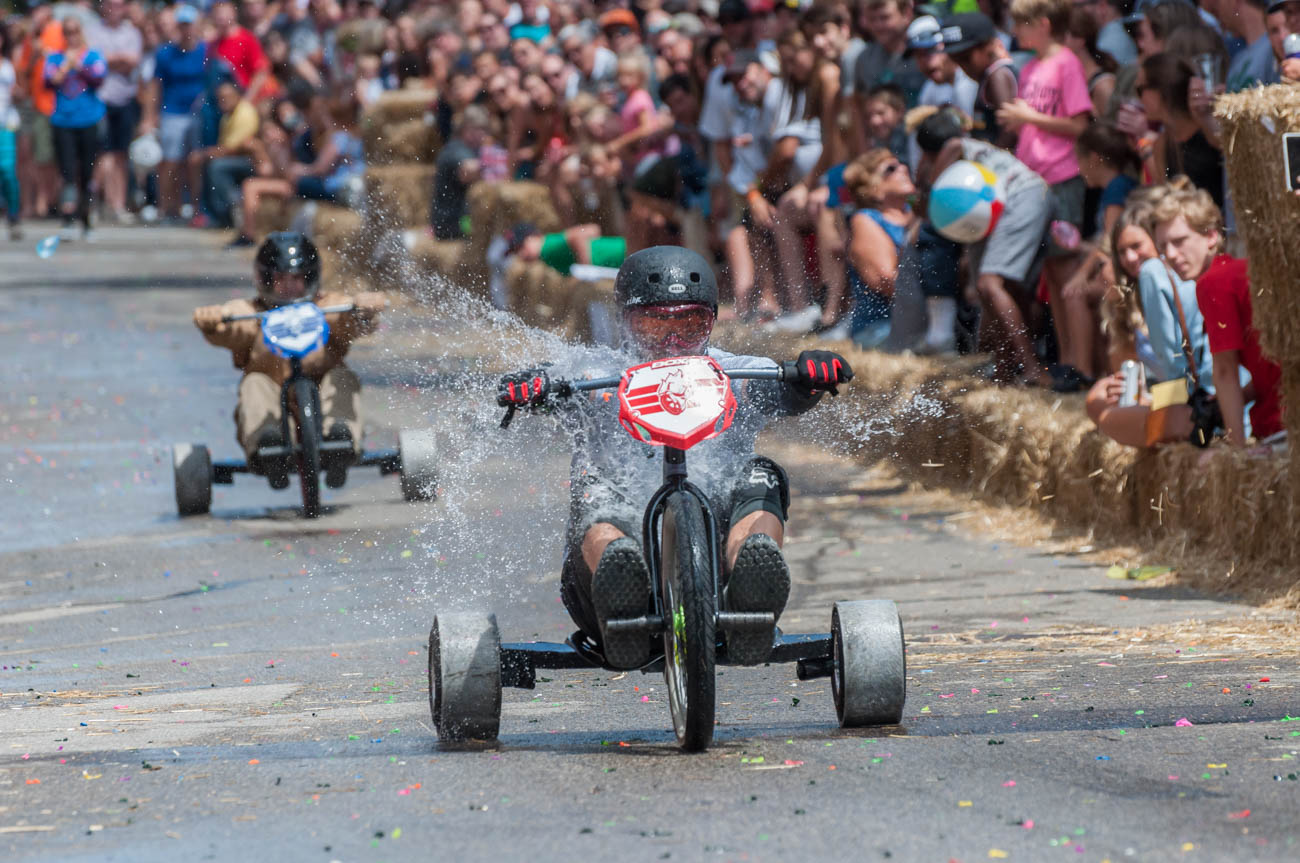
44,50,107,128
154,42,208,115
1137,257,1213,387
1227,35,1280,93
848,208,907,333
1096,174,1138,236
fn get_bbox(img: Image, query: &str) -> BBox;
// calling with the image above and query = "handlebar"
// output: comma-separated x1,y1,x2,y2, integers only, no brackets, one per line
220,303,356,323
498,362,792,429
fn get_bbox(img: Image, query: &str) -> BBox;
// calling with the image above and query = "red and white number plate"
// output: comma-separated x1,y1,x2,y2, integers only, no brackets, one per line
617,355,738,450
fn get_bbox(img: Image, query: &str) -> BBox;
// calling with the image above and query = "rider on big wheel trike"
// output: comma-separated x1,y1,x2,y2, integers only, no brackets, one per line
498,246,853,670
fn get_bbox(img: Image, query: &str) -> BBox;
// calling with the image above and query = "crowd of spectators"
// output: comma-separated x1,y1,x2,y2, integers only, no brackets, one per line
1,0,1290,448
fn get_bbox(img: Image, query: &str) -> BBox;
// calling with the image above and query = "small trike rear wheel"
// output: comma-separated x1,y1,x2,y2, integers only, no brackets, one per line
294,378,323,518
429,612,502,742
398,429,439,502
832,599,906,727
172,443,212,516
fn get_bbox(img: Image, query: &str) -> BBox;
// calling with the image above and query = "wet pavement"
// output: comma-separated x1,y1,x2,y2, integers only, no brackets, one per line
2,226,1299,862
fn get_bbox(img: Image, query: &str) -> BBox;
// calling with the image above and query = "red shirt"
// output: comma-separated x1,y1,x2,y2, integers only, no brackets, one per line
1195,255,1284,439
212,27,266,90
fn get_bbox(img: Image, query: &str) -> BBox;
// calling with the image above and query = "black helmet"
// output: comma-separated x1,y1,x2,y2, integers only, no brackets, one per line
615,246,718,358
614,246,719,312
255,231,321,307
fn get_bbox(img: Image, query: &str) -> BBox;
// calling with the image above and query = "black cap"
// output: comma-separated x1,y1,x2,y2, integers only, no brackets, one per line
718,0,750,25
1267,0,1299,12
937,13,997,56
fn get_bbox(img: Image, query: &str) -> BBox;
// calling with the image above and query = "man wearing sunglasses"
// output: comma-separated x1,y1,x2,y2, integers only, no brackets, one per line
497,246,853,670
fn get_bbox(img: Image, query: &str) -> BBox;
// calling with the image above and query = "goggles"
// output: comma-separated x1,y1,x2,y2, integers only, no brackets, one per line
623,303,715,357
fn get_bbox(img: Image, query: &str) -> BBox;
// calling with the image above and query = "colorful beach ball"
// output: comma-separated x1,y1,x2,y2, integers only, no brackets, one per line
929,160,1003,244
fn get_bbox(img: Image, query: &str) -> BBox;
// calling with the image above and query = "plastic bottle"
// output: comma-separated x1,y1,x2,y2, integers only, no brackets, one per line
35,236,60,259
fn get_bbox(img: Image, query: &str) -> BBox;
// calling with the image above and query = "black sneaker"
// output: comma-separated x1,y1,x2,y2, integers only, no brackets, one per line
724,534,790,665
591,537,652,669
323,423,353,489
255,429,290,490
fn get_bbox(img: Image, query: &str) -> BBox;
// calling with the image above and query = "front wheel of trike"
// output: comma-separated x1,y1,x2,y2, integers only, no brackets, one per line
659,492,716,752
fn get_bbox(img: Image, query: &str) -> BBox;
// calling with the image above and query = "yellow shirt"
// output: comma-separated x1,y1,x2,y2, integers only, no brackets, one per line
218,99,259,150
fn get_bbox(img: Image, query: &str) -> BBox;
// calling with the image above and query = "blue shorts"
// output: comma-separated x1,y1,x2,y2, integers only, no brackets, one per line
294,176,335,201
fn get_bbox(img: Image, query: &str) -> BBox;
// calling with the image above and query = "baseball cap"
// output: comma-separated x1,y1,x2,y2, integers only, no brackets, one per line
906,15,943,53
1267,0,1299,12
718,0,751,25
937,13,996,55
598,8,640,34
1123,0,1194,25
175,4,200,24
723,49,779,83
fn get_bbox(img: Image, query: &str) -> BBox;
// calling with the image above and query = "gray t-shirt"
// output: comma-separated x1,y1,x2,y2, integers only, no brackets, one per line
90,20,142,106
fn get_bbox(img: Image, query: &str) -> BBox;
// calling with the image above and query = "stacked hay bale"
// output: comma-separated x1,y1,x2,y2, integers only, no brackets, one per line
718,323,1294,598
1216,87,1300,493
355,89,443,292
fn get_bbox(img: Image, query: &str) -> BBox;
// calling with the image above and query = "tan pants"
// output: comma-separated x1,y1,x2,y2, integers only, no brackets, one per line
236,367,363,459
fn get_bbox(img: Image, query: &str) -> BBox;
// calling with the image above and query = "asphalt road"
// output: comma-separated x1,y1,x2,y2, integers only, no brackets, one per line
2,226,1299,863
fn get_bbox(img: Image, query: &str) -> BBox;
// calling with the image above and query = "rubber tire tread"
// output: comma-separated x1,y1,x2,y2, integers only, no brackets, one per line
173,443,212,516
429,612,502,742
398,429,439,501
832,599,906,727
660,492,716,752
295,378,323,518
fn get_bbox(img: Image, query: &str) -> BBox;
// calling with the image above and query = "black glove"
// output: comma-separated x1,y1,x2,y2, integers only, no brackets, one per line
497,367,552,408
789,350,853,396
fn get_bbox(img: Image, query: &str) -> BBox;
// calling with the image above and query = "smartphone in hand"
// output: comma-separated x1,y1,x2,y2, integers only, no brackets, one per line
1285,133,1300,192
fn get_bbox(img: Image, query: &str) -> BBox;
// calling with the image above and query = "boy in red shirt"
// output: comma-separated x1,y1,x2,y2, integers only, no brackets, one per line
1154,186,1284,447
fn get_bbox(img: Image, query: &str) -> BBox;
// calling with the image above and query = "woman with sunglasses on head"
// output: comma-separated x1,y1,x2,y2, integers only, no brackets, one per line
837,148,916,348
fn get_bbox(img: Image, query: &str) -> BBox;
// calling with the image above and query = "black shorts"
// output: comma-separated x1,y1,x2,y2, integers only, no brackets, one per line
559,456,790,639
102,101,139,154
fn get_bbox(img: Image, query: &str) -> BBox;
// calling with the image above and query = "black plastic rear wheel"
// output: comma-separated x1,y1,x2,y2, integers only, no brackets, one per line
659,492,716,752
294,378,323,518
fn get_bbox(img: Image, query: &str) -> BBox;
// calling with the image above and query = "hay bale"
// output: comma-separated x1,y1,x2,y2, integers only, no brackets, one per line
460,181,562,297
365,164,435,229
335,19,387,55
362,89,437,132
1218,86,1300,492
362,116,440,165
250,196,294,239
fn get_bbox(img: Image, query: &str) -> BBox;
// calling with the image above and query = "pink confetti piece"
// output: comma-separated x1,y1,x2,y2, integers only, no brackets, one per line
1002,780,1016,787
1022,820,1035,830
1175,717,1194,727
640,695,649,702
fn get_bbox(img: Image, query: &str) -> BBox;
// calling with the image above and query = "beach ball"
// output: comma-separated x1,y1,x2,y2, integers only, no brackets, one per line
929,160,1003,244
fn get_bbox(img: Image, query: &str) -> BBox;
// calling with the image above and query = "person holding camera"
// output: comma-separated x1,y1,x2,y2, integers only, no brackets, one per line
1153,183,1284,447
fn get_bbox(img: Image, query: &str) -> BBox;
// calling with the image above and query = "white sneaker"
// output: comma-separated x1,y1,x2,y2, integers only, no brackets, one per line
59,223,78,241
819,319,852,342
180,203,194,220
762,304,822,334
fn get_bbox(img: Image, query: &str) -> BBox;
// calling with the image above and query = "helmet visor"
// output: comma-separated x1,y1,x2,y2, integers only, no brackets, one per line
623,303,715,357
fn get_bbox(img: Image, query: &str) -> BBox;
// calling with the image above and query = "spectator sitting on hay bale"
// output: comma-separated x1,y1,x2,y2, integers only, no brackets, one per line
506,223,628,277
1154,183,1285,448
